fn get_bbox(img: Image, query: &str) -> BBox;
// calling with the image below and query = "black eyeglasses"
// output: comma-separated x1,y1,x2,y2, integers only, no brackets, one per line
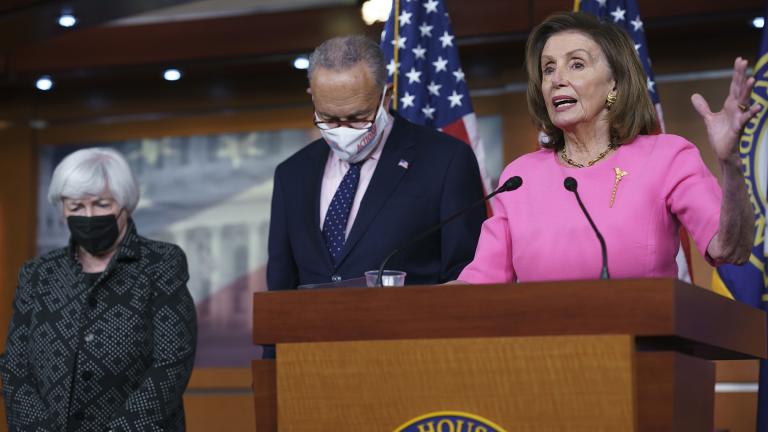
313,94,383,130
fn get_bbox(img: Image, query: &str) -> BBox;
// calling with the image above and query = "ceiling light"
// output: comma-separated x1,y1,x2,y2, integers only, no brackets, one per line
58,13,77,28
361,0,392,25
293,56,309,70
753,17,765,29
163,69,182,81
35,76,54,91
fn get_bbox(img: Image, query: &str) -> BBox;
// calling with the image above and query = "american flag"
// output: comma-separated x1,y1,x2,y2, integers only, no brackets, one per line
576,0,664,131
576,0,695,283
380,0,492,194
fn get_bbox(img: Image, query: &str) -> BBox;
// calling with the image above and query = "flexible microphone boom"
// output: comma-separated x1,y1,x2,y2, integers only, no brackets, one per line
375,176,523,287
563,177,610,280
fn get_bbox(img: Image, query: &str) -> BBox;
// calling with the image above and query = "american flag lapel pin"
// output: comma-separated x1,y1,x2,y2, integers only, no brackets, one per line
398,159,409,169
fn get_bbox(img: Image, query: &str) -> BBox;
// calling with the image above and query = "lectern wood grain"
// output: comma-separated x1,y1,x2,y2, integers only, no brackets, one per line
253,279,765,359
252,360,276,432
276,335,636,431
635,352,715,431
251,280,767,431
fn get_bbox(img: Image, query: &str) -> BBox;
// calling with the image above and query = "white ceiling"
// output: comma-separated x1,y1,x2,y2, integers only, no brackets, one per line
113,0,356,26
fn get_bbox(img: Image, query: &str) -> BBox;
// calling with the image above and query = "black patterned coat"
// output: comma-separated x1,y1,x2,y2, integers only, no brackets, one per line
1,221,197,431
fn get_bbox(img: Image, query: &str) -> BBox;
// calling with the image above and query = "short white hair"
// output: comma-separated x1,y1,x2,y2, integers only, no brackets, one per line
47,147,140,213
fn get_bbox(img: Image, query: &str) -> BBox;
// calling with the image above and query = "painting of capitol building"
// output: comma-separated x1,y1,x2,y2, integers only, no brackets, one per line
35,116,501,366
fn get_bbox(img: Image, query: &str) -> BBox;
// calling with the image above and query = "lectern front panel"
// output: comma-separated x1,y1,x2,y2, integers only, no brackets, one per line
276,335,636,431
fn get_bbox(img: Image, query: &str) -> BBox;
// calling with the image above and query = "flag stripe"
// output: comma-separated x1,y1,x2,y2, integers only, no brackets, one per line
441,119,470,145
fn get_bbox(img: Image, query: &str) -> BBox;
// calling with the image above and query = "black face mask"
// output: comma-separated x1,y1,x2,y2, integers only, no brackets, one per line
67,213,121,256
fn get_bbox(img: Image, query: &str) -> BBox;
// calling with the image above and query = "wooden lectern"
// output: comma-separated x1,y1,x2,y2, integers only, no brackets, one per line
251,279,766,431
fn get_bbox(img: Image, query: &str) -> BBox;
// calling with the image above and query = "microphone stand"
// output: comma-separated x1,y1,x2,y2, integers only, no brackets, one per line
375,176,523,287
564,177,609,280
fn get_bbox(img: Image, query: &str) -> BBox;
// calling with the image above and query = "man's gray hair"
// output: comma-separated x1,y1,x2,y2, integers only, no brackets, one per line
48,147,140,213
308,35,387,88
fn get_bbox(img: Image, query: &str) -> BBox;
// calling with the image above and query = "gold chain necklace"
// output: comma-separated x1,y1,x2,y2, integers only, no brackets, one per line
560,144,616,168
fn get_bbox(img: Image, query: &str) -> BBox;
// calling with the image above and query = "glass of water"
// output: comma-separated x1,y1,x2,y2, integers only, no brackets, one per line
364,270,407,287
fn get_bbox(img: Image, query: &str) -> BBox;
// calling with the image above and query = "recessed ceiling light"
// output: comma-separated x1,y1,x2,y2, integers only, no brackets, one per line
36,76,54,91
163,69,182,81
293,56,309,70
361,0,392,25
58,13,77,28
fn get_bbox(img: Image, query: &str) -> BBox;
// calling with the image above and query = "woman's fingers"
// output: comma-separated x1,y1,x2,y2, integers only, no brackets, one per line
691,93,712,119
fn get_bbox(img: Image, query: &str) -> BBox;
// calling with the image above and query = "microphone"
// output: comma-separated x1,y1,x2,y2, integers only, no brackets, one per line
375,176,523,286
563,177,609,279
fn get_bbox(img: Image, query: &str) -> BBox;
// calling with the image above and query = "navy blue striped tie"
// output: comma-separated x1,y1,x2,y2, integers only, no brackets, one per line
322,162,363,265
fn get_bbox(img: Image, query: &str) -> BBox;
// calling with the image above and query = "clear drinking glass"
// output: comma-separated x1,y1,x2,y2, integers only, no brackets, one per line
364,270,407,287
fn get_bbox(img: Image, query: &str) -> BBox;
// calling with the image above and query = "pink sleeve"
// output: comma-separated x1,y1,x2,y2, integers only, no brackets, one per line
663,139,722,262
457,192,516,284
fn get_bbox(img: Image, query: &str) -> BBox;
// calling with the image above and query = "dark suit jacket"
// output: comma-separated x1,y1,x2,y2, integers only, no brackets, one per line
1,221,197,432
267,113,486,290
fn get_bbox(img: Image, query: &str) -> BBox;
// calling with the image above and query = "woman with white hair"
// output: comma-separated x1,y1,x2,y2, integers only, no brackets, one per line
1,148,197,432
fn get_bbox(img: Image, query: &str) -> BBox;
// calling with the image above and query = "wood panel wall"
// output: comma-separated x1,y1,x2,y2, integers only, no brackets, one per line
0,122,36,432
